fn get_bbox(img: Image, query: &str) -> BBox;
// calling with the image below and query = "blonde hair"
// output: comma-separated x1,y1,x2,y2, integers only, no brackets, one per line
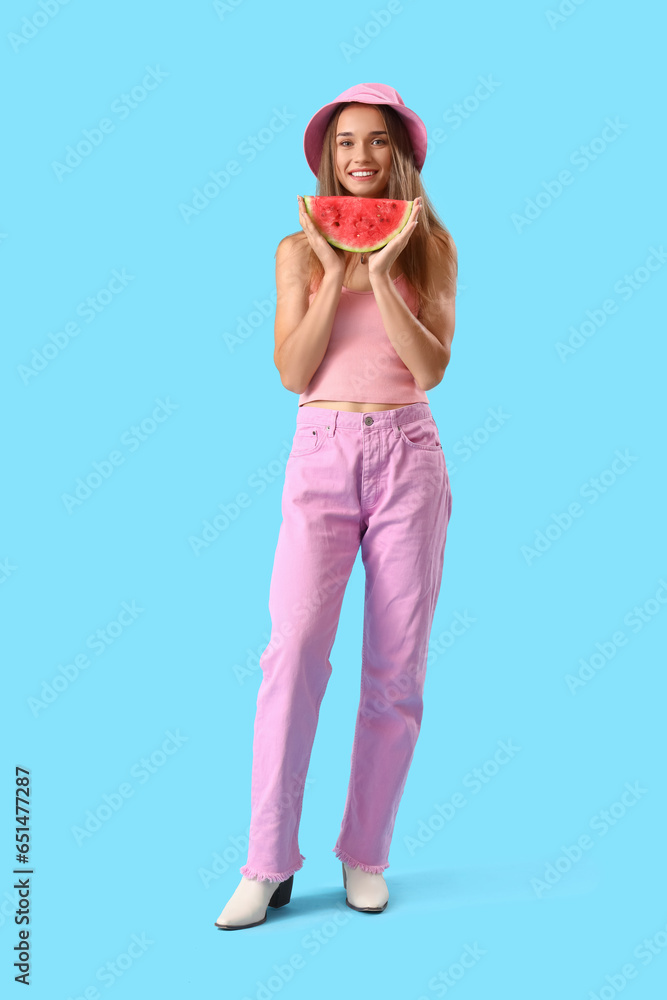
291,102,457,316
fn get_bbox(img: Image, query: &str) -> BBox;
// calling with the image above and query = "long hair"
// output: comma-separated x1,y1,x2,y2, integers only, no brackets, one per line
290,102,457,316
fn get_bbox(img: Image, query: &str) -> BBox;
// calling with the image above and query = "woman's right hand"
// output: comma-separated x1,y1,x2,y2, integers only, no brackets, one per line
297,195,345,278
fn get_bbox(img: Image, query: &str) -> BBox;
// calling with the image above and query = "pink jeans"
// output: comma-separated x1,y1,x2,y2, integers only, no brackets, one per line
239,402,453,882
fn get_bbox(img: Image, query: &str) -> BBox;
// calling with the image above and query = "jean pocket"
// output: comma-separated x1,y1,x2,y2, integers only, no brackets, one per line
398,417,442,451
290,425,326,457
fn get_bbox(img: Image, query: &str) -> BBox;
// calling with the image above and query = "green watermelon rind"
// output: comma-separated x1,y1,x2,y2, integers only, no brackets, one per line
302,195,413,253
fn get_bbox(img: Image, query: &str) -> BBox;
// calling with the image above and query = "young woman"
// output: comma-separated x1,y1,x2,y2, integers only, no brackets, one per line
215,82,457,930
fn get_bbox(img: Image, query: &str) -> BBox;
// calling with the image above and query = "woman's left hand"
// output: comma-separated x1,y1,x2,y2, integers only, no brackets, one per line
367,197,421,280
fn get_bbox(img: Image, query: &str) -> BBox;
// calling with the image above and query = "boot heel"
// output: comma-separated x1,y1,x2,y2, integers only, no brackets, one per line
268,874,293,908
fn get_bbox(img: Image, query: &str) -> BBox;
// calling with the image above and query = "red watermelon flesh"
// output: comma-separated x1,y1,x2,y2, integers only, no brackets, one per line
302,195,413,253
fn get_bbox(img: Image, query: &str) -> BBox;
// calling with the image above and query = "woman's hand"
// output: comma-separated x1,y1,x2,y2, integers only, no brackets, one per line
367,197,421,281
297,195,345,278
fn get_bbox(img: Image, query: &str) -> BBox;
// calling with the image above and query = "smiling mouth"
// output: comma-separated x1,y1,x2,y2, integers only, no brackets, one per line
349,170,378,177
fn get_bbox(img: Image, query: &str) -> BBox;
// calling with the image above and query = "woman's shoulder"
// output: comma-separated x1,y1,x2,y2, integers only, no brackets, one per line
275,232,312,292
275,231,310,271
276,230,309,258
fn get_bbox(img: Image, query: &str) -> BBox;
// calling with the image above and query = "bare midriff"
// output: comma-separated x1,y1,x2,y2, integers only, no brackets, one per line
301,400,415,411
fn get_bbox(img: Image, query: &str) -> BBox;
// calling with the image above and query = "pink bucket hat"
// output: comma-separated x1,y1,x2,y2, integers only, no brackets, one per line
303,82,428,177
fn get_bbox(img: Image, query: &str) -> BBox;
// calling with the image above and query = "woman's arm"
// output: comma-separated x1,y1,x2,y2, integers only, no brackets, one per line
273,235,344,394
370,241,456,392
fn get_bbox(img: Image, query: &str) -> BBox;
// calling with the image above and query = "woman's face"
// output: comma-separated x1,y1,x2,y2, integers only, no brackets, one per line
334,104,392,198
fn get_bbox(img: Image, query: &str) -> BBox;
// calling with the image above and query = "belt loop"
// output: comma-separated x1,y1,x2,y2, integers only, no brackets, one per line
328,412,337,437
390,408,400,438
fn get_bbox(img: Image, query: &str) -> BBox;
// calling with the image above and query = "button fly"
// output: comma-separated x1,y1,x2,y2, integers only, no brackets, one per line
364,416,374,425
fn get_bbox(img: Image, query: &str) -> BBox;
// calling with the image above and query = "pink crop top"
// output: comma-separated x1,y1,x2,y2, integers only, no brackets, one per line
298,274,429,406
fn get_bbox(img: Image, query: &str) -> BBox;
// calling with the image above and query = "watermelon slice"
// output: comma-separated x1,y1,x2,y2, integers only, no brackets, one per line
302,195,413,253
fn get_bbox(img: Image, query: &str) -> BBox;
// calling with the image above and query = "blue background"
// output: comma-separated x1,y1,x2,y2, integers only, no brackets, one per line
2,1,666,997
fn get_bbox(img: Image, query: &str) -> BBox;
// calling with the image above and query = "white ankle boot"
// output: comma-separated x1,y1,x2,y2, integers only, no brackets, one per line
215,874,294,930
342,862,389,912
